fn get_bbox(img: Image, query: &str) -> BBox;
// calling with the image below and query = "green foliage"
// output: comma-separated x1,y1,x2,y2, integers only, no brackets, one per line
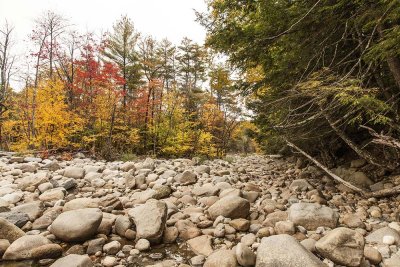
200,0,400,162
120,152,137,162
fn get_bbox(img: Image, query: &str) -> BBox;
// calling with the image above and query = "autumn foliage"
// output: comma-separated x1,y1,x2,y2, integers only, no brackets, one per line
0,13,258,159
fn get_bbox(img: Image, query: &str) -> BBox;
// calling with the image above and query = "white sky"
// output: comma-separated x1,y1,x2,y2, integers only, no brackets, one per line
0,0,208,88
0,0,207,43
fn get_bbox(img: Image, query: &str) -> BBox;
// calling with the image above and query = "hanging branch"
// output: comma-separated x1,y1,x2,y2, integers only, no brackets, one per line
361,125,400,150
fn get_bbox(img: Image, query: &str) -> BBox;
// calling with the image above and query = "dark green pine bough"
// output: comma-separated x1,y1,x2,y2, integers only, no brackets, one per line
198,0,400,170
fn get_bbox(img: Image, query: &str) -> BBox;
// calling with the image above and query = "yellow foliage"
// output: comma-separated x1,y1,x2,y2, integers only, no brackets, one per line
3,79,83,151
196,131,218,157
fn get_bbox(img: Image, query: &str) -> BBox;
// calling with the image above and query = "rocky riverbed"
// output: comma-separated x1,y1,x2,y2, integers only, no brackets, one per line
0,153,400,267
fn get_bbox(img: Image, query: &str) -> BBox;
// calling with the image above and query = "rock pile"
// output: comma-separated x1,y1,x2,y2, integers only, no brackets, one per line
0,153,399,266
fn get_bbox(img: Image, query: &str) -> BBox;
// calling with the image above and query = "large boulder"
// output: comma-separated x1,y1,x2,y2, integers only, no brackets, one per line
204,249,238,267
50,208,103,242
32,207,63,230
128,199,167,243
236,243,256,267
11,201,44,221
50,254,93,267
288,203,339,230
315,227,365,266
120,161,136,172
175,170,197,185
114,215,133,238
2,235,52,260
255,234,325,267
0,218,25,243
64,167,85,179
366,227,400,245
0,211,30,228
187,235,213,256
347,172,374,188
17,172,48,190
63,198,100,212
208,196,250,220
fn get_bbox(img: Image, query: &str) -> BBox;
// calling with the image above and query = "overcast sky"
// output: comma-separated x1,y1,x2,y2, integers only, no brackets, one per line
0,0,208,88
0,0,207,43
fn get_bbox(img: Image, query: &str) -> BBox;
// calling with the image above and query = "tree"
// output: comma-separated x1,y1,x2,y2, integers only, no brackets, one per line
137,36,163,151
28,11,68,145
157,38,177,92
56,30,82,107
3,79,82,151
177,38,207,115
103,15,141,107
199,0,400,167
0,21,15,122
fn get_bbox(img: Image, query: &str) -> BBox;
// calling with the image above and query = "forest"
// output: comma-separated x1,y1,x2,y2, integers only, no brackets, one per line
198,0,400,169
0,12,257,159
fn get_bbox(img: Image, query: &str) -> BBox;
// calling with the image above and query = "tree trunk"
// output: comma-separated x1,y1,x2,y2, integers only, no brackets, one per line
323,111,391,169
387,56,400,90
108,104,116,143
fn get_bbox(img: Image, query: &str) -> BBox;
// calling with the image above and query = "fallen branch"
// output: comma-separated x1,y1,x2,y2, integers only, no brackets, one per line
286,139,400,198
365,185,400,198
285,139,366,195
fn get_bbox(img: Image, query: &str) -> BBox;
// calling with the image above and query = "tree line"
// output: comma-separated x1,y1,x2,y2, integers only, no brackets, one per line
199,0,400,169
0,11,258,159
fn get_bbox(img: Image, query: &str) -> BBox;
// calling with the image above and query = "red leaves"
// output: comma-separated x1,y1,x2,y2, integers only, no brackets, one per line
71,38,126,112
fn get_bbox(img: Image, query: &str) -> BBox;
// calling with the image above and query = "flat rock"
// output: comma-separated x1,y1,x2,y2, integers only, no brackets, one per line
187,235,213,256
63,198,100,211
2,235,52,260
204,249,238,267
365,227,400,245
256,234,325,267
50,254,93,267
288,203,339,230
315,227,364,266
64,167,85,179
208,196,250,220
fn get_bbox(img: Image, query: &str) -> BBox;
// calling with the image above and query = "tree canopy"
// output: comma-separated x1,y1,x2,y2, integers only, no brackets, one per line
198,0,400,167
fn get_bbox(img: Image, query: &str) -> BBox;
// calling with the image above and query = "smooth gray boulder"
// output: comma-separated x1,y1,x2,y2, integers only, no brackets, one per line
50,208,103,242
64,167,85,179
288,203,339,230
128,199,167,243
255,234,325,267
50,254,93,267
315,227,365,266
366,227,400,245
204,249,238,267
63,198,100,212
175,170,197,185
0,218,25,243
2,235,52,260
208,196,250,220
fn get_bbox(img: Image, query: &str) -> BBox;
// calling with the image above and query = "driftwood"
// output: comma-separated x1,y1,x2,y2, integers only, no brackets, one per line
286,140,400,198
366,185,400,198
